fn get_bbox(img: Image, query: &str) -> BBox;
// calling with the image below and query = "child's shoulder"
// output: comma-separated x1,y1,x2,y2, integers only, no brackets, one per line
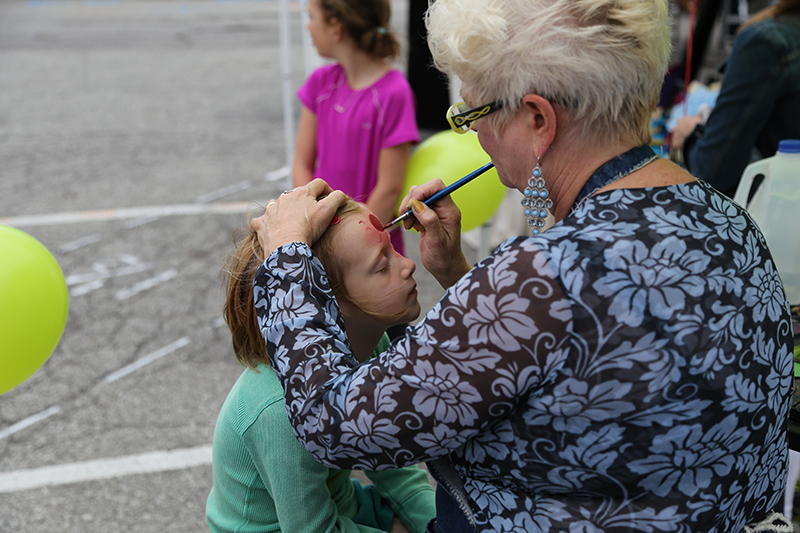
377,67,409,84
375,68,415,97
231,365,285,409
218,366,287,436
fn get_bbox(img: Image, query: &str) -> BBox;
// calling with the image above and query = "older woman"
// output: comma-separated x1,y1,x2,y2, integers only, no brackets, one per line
249,0,793,531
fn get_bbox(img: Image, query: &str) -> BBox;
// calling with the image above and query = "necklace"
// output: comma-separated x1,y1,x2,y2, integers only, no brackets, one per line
570,145,659,214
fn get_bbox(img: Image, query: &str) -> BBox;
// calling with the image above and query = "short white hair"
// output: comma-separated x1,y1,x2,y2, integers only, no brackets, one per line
425,0,672,146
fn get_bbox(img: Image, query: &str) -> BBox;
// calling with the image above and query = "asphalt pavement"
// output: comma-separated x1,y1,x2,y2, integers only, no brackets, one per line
0,1,467,531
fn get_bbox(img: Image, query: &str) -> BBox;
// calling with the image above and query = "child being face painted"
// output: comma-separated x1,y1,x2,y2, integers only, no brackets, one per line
223,197,420,367
321,207,420,350
208,197,433,533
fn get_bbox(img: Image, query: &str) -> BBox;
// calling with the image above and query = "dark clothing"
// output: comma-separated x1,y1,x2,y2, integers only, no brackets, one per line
685,14,800,198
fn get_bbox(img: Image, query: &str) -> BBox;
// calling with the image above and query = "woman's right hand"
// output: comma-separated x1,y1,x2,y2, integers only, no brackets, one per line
400,179,471,289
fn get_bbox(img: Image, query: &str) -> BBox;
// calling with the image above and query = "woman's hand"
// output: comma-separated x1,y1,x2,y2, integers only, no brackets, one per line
400,179,471,289
671,115,703,150
250,179,347,256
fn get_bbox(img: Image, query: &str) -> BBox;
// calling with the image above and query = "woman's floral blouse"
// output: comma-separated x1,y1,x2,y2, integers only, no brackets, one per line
254,180,792,532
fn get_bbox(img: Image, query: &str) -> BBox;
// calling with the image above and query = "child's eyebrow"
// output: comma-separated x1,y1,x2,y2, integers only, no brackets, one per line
359,241,384,271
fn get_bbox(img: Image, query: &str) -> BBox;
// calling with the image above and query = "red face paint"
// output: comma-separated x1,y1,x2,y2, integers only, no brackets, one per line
368,214,383,231
358,214,388,245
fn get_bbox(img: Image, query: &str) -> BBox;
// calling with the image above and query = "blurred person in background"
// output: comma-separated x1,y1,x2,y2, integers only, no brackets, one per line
672,0,800,198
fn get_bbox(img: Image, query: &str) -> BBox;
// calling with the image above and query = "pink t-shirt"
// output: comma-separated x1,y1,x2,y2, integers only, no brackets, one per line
298,63,419,255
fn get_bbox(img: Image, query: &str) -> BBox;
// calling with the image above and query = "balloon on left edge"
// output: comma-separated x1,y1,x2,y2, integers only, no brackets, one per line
0,226,69,395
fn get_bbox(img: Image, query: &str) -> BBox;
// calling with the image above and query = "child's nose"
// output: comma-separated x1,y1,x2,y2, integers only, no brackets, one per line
400,255,416,278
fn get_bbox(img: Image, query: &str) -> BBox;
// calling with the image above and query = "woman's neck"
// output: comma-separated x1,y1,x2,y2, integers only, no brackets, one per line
545,140,638,221
545,139,693,221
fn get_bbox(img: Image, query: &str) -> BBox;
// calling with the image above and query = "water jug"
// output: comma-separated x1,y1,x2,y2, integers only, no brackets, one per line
733,139,800,305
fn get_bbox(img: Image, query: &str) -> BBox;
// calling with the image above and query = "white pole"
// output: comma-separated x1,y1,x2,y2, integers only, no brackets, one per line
299,0,319,79
278,0,295,182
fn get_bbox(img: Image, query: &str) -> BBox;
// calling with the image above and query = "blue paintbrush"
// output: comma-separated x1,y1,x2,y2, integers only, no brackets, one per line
382,161,496,229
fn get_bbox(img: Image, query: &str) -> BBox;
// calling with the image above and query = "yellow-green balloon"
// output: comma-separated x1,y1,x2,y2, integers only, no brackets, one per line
402,130,506,232
0,226,68,395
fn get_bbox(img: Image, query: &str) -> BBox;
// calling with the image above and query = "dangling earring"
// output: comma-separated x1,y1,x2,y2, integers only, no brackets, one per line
522,156,552,235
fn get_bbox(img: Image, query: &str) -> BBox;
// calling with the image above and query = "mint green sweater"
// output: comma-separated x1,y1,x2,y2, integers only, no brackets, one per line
207,337,435,532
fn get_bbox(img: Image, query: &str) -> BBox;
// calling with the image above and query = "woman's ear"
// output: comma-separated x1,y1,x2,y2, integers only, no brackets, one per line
521,94,557,157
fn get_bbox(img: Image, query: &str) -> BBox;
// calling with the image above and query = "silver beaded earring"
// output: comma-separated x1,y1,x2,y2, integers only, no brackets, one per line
522,157,552,235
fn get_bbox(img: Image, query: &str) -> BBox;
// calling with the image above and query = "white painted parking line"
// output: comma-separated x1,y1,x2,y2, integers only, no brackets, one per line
265,165,291,182
0,201,252,228
70,279,106,297
122,181,254,228
0,406,62,441
103,337,191,383
66,254,154,297
66,254,152,286
114,268,178,300
195,180,252,204
0,445,212,493
60,233,103,253
124,215,163,229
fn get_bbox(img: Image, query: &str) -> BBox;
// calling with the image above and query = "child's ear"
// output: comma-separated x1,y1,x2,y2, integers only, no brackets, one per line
329,17,343,40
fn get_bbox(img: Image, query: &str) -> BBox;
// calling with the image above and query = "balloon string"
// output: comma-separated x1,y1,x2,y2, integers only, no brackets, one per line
684,0,696,116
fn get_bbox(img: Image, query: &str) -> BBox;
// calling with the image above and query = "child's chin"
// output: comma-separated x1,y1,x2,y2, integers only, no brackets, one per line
405,305,421,323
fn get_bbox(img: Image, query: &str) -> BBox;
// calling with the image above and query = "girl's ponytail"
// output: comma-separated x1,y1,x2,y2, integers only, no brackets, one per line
362,25,400,61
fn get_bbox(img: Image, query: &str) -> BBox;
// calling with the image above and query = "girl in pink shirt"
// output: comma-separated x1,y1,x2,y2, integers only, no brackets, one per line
293,0,419,256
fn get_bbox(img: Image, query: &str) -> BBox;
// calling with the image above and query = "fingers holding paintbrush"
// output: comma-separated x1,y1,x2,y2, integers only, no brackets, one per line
397,179,472,289
386,161,495,230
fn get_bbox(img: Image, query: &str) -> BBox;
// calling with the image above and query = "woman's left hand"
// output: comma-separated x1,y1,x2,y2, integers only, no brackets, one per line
671,115,703,150
250,179,347,256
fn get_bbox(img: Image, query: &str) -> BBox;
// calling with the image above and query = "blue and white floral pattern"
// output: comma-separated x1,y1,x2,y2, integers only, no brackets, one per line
254,180,792,532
